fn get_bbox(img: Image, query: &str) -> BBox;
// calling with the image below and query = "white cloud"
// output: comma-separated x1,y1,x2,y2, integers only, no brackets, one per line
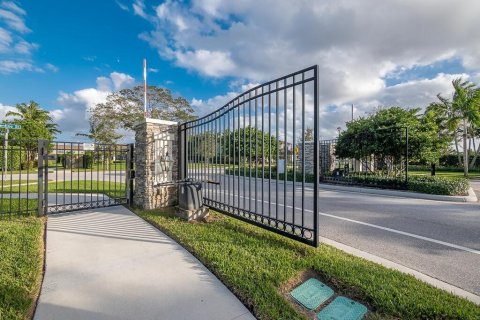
190,73,464,141
116,0,129,12
1,1,26,16
0,102,15,119
13,39,38,54
110,72,135,90
132,0,148,19
129,0,480,141
51,72,136,141
135,0,480,109
95,76,112,92
45,63,59,73
0,27,12,51
0,7,29,34
175,50,236,78
0,60,42,74
83,56,97,62
191,91,238,116
0,2,45,72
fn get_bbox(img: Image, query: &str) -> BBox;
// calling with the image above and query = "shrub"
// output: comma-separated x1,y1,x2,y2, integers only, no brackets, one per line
0,147,27,171
407,176,469,196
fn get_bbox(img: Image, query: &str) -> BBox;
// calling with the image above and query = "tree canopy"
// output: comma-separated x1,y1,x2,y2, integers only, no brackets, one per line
90,85,196,142
426,77,480,175
4,101,59,141
2,101,60,167
335,107,449,166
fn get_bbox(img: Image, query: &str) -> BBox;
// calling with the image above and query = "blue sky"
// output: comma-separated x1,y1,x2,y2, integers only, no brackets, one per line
0,0,230,107
0,0,479,140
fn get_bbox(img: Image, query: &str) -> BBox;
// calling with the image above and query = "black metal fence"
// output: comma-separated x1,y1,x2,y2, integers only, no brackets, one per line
322,127,409,187
0,138,133,218
179,66,320,246
0,138,38,217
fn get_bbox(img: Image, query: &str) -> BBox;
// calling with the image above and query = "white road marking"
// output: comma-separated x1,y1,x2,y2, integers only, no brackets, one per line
210,189,480,255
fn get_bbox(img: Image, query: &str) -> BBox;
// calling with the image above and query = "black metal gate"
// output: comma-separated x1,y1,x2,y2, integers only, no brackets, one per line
0,138,133,218
179,66,320,246
38,141,133,215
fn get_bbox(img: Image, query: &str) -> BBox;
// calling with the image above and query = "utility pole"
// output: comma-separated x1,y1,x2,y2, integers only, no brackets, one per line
351,104,354,121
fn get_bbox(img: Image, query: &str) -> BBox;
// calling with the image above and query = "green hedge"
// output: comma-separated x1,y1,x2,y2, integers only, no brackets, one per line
409,164,480,173
225,167,470,196
407,176,470,196
0,147,27,171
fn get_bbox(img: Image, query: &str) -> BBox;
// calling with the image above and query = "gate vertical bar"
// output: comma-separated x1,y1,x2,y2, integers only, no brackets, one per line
405,127,409,186
178,124,186,181
178,66,318,246
126,143,135,205
313,66,320,247
37,140,47,216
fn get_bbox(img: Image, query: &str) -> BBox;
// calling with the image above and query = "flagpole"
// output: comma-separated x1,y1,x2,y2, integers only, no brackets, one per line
143,58,147,118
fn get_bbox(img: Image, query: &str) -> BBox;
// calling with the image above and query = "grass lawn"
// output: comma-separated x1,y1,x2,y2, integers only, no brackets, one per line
0,180,35,186
137,209,480,320
1,199,38,217
53,161,127,172
0,217,44,320
409,170,480,180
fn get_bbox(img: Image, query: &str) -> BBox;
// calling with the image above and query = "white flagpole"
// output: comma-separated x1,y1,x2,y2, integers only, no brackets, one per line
143,58,147,118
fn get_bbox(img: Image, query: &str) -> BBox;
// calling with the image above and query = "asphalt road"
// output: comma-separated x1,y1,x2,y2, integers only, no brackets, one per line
201,173,480,296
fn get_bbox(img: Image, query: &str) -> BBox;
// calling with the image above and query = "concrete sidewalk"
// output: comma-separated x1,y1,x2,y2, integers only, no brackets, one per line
34,206,256,320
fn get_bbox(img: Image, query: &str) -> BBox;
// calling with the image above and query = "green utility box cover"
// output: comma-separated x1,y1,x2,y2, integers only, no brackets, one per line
290,278,334,310
317,296,367,320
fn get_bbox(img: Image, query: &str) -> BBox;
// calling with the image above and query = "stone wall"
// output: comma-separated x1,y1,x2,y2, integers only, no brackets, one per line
300,141,336,175
134,118,179,209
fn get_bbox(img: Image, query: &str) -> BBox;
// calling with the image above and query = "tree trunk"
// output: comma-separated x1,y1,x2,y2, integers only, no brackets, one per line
454,132,462,166
463,119,468,177
470,138,480,169
431,163,436,176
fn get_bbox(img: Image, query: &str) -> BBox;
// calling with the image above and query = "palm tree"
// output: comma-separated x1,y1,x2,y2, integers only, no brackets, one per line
5,101,60,167
451,78,480,176
427,95,461,166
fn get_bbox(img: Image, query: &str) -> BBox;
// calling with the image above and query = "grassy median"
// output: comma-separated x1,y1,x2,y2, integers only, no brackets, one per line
0,217,44,320
137,209,480,320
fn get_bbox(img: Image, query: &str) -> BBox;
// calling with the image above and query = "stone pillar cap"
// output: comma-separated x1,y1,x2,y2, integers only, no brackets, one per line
134,118,178,128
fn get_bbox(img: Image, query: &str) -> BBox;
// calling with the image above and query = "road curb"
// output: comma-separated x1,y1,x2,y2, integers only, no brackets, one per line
318,183,478,203
320,237,480,305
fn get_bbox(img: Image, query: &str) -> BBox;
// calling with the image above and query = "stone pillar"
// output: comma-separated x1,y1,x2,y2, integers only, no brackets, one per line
300,141,336,175
134,118,178,209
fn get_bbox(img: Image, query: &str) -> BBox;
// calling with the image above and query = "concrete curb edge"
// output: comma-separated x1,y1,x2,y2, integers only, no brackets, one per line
318,183,478,203
320,236,480,305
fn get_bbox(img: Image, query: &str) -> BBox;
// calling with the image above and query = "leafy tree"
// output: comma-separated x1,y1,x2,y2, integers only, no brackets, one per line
90,85,196,140
429,78,480,175
3,101,60,168
335,107,448,175
76,118,122,145
427,94,462,166
418,109,451,174
451,78,480,176
188,131,219,164
223,127,278,165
